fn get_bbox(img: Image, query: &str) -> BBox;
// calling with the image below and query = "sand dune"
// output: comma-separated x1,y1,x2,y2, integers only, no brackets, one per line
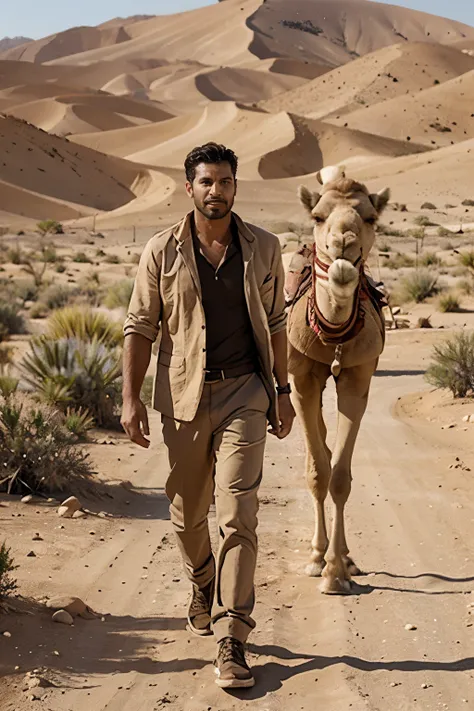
353,137,474,206
262,42,474,119
0,25,132,64
8,0,473,72
4,93,174,134
0,0,473,227
0,114,156,219
247,0,474,65
331,70,474,148
72,102,428,183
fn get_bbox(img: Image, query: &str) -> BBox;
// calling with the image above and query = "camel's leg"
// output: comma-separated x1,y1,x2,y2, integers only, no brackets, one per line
291,353,332,577
321,361,377,594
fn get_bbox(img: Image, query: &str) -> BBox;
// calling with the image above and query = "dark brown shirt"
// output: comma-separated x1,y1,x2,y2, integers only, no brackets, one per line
192,217,259,372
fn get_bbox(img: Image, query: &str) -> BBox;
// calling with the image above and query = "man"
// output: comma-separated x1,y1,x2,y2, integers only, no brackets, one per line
121,142,295,689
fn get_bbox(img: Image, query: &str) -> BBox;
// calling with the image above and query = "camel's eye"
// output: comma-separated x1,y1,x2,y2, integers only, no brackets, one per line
313,215,325,224
365,216,377,225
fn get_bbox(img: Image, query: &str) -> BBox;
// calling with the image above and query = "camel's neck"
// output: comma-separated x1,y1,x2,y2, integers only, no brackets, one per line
314,253,360,326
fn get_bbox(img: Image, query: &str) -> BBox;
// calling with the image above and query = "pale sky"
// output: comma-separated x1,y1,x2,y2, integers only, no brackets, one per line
2,0,473,41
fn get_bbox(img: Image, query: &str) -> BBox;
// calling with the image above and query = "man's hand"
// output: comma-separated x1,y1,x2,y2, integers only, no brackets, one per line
269,393,296,439
121,398,150,448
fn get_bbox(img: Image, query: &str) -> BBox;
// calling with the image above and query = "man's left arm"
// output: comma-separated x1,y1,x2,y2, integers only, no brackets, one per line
268,242,296,439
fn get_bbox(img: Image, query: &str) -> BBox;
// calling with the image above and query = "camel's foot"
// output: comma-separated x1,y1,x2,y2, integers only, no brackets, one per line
344,556,363,577
319,575,352,595
305,560,326,577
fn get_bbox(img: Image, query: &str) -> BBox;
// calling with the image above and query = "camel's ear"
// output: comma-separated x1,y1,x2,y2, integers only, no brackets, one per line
369,187,390,214
298,185,321,214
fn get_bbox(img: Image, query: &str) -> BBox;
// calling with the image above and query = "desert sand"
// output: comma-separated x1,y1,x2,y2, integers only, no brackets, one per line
0,0,474,228
1,1,474,709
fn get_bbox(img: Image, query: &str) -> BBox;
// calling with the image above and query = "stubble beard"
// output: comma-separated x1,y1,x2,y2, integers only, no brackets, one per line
195,197,234,221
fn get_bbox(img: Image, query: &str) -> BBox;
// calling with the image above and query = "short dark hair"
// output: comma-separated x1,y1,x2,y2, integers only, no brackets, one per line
184,142,238,183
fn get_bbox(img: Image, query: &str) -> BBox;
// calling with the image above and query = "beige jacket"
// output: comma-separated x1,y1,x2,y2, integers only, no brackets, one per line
124,211,287,428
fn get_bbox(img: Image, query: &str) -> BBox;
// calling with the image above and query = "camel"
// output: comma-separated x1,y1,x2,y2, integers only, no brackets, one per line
286,166,390,594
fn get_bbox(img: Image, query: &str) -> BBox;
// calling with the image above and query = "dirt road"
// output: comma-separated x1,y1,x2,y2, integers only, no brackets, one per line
1,331,473,710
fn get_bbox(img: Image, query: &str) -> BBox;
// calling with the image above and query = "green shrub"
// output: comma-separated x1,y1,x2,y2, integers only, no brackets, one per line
55,263,67,274
37,220,63,235
458,251,474,269
0,393,93,494
64,406,94,438
378,241,391,253
398,269,439,303
73,252,92,264
46,306,123,347
425,331,474,398
20,337,122,427
0,302,26,335
438,293,461,313
0,376,19,398
103,279,133,310
0,542,18,598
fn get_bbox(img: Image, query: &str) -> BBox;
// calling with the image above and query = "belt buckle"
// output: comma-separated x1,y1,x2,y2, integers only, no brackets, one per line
205,369,225,383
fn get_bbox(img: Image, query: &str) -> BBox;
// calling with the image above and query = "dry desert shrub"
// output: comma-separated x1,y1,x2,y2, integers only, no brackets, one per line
385,253,415,270
0,393,93,495
103,279,133,310
425,331,474,398
398,269,439,303
420,252,442,267
457,278,473,295
438,292,461,313
0,541,18,598
458,251,474,270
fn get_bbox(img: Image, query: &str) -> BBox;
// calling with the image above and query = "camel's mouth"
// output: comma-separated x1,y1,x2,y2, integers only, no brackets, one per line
328,259,360,295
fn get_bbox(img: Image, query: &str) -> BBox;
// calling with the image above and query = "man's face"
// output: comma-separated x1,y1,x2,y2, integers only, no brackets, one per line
186,162,237,220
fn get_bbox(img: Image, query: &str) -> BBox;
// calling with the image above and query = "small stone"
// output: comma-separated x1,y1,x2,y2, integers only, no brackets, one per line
72,510,86,519
462,415,470,423
89,530,96,536
421,683,429,689
52,650,60,656
469,415,474,424
57,496,82,518
21,495,34,504
32,533,43,541
27,551,36,557
405,623,417,631
52,610,74,626
3,631,11,638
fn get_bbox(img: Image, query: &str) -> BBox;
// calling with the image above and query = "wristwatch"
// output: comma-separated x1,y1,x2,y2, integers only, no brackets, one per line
276,383,292,395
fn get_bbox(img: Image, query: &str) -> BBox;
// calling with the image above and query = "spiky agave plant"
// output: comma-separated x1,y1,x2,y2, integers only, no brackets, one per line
20,337,122,427
46,306,124,348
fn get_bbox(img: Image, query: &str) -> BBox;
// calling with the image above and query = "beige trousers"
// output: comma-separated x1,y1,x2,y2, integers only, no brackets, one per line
162,373,269,643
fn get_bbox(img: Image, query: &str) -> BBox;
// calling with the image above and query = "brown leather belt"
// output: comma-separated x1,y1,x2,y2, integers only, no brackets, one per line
204,364,257,383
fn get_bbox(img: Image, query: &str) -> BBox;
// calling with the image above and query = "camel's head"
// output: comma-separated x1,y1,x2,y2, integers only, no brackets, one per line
298,166,390,296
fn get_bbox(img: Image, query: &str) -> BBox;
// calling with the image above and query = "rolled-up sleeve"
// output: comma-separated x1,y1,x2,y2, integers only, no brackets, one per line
268,240,287,335
123,237,162,342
